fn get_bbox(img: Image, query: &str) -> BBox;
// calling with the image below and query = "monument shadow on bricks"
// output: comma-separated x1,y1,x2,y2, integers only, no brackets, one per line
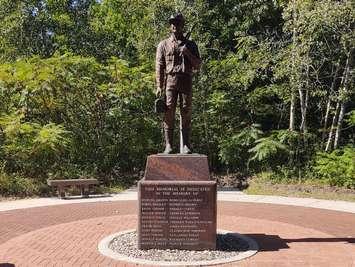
138,154,217,250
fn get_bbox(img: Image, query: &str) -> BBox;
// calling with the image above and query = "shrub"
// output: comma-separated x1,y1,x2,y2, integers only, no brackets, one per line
0,113,70,176
313,147,355,188
0,172,40,197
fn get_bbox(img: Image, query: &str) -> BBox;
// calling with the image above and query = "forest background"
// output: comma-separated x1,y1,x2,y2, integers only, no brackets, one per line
0,0,353,197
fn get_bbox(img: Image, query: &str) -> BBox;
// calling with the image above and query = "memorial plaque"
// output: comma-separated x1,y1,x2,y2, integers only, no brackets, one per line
138,180,217,250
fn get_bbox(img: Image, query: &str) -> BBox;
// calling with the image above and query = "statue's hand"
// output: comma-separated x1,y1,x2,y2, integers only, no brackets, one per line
156,87,163,97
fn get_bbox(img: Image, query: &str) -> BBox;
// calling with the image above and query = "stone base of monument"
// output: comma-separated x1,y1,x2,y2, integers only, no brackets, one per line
137,154,217,250
98,229,259,266
138,180,217,250
98,154,259,265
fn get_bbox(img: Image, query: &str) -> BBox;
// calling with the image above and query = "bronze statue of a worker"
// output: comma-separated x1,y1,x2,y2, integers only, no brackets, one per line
156,13,202,154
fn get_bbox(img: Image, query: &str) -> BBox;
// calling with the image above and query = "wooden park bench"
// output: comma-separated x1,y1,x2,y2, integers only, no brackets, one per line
47,179,99,199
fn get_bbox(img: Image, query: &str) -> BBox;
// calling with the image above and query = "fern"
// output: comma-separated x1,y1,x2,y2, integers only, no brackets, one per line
218,124,263,170
248,137,288,162
33,123,70,153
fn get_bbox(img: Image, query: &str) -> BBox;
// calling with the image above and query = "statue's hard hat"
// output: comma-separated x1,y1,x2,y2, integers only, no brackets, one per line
168,13,185,24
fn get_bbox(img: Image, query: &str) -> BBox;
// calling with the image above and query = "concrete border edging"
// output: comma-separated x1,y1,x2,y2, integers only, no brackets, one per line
1,191,355,213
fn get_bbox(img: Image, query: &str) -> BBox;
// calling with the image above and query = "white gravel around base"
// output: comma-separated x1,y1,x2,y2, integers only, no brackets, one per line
98,229,258,266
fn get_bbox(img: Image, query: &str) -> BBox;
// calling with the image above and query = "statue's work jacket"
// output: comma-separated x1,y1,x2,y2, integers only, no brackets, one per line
156,35,200,91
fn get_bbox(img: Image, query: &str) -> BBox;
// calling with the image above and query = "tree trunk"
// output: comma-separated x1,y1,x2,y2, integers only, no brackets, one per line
322,98,332,147
333,50,353,149
299,63,309,134
298,84,308,134
298,88,305,132
321,62,341,147
334,102,346,149
325,101,340,152
289,93,296,131
289,0,297,132
304,88,309,133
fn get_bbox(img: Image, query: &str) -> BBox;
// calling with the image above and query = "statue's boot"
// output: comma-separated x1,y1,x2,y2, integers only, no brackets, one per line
181,128,192,154
163,129,174,154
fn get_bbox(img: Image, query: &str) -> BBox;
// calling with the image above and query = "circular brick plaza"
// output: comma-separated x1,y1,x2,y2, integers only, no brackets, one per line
0,198,354,266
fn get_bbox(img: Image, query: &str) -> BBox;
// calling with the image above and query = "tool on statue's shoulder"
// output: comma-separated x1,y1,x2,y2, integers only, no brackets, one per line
178,22,197,52
179,22,197,72
184,22,197,41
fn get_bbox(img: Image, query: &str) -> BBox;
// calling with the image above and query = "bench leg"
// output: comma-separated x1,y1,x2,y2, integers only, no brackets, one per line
58,187,65,199
81,186,89,198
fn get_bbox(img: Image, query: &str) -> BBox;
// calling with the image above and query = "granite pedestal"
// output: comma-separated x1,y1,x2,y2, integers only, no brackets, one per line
138,154,217,250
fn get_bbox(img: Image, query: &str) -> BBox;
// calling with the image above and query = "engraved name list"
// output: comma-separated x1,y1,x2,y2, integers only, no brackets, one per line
138,181,216,250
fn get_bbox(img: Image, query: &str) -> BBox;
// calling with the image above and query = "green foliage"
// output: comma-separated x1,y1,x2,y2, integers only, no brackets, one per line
34,123,69,152
0,175,40,196
346,110,355,127
0,54,159,186
0,113,70,176
0,0,354,196
0,164,41,196
218,124,263,171
248,136,288,164
313,147,355,189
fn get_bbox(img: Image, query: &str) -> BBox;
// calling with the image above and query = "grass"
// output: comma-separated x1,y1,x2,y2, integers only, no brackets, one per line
97,184,126,194
245,172,355,202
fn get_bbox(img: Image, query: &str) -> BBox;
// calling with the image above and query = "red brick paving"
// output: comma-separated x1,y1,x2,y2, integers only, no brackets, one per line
0,201,137,244
219,202,355,237
0,201,354,266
